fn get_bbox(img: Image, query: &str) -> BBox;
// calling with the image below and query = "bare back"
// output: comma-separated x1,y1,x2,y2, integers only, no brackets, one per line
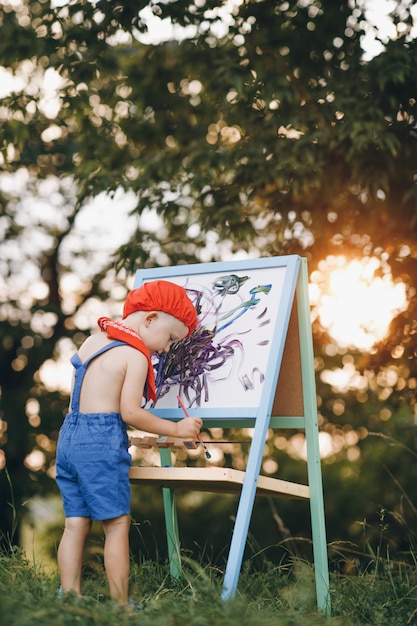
71,332,149,416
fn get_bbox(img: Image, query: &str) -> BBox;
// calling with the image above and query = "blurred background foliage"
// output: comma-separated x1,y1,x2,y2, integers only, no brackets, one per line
0,0,416,573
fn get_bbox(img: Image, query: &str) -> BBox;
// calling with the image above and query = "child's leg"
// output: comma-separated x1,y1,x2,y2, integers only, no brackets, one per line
57,516,92,595
102,514,131,605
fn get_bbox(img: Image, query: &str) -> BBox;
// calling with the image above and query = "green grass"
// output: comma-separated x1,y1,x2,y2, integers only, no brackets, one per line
2,546,417,625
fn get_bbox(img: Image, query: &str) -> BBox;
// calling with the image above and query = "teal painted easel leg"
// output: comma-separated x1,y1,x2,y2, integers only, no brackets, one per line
305,435,331,615
297,259,331,615
159,448,181,579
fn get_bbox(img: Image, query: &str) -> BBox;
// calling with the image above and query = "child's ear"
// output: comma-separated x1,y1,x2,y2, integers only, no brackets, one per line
144,311,158,326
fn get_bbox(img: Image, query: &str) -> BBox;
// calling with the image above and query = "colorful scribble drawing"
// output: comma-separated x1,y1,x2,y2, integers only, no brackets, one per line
216,283,271,334
154,274,273,407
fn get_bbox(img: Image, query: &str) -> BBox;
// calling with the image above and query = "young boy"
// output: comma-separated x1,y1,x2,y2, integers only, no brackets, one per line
55,280,202,607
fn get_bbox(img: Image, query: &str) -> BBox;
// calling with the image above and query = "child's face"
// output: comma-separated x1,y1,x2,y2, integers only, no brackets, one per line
141,311,189,354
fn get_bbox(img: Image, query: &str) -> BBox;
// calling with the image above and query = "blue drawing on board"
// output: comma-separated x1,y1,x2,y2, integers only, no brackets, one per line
153,274,272,407
216,283,271,334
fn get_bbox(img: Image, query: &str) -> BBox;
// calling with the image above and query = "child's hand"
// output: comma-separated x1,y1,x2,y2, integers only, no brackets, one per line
176,416,202,440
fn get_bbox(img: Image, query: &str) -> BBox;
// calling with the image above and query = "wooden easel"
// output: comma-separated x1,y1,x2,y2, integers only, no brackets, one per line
129,256,330,615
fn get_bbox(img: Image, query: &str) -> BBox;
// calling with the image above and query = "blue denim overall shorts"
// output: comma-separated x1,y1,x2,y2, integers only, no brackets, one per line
56,341,132,521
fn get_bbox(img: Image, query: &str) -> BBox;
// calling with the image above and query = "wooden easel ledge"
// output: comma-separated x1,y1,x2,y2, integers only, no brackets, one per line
129,466,309,499
130,435,199,450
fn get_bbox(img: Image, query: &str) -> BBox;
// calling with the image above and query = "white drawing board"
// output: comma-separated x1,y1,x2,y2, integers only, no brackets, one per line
133,255,302,423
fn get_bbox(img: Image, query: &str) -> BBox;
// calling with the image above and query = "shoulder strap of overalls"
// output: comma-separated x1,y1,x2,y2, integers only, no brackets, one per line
69,340,126,412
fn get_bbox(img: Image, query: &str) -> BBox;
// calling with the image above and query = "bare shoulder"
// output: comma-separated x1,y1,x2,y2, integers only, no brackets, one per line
77,332,109,360
78,332,148,368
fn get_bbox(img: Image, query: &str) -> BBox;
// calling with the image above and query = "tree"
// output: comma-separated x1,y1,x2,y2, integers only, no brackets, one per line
2,0,416,353
1,0,416,559
0,175,134,543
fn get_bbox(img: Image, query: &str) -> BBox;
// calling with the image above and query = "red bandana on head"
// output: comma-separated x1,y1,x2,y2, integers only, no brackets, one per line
123,280,197,337
97,317,157,403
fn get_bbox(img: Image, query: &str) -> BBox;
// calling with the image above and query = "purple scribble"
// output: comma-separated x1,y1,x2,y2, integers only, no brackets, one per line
258,319,271,328
240,368,265,391
154,327,244,407
256,308,268,319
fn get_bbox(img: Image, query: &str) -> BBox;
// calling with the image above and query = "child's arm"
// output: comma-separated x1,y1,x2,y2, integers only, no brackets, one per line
120,351,202,439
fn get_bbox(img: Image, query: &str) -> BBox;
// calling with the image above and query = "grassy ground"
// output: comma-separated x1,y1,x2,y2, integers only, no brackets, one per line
1,547,417,625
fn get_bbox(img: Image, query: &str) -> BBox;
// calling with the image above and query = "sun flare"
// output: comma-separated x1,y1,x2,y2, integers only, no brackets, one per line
309,255,408,352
